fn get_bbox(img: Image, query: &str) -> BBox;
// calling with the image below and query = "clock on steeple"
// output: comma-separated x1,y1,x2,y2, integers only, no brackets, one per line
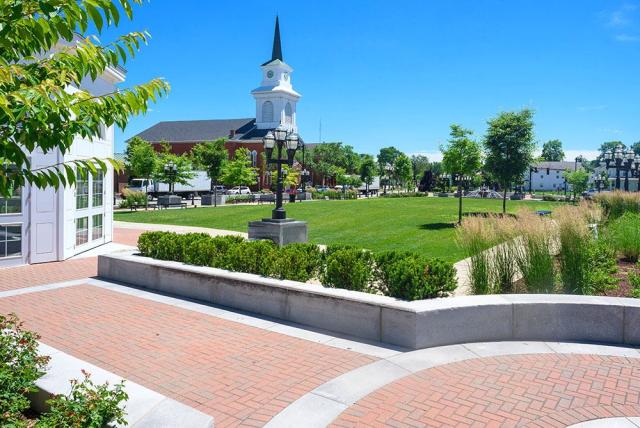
251,16,301,131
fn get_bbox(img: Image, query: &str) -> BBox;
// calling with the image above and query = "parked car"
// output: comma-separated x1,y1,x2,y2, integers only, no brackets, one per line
211,185,226,193
226,186,251,195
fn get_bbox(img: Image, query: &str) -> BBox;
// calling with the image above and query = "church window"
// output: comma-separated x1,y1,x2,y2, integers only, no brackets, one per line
251,150,258,167
262,101,274,122
285,103,293,124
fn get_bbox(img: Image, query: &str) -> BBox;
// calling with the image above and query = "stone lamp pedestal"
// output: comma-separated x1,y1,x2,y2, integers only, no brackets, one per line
248,218,308,246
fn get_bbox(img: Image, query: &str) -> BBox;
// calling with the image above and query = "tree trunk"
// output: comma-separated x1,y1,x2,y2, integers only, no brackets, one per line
502,186,507,214
144,177,149,210
458,183,463,224
213,179,217,208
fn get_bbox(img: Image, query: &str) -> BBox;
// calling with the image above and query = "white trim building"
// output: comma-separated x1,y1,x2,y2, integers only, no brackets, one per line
0,63,124,268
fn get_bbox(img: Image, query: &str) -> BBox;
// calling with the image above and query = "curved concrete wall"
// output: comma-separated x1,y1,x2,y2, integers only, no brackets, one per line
98,253,640,350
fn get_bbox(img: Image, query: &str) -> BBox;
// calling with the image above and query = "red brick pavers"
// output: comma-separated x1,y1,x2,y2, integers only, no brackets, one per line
112,227,144,247
0,257,97,291
0,228,143,291
0,285,376,427
332,353,640,428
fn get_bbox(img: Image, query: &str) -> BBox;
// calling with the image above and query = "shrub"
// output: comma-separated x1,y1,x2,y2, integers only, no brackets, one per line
374,250,414,293
629,265,640,298
542,194,570,202
38,372,128,428
273,243,323,282
379,192,427,198
119,188,148,208
184,235,245,267
0,313,49,426
584,239,618,295
385,256,456,300
321,249,374,292
606,212,640,262
137,231,167,258
595,191,640,219
310,189,357,200
222,240,278,277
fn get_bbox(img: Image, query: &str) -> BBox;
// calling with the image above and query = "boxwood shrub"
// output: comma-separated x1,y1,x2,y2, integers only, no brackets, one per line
136,232,457,301
321,248,374,292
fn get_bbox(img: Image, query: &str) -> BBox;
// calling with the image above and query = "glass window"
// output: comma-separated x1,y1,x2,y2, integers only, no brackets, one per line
92,171,104,207
76,174,89,209
92,214,103,241
75,217,88,246
0,187,21,215
0,225,22,258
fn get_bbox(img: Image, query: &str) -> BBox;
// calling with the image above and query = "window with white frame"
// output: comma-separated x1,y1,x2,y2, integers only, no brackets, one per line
92,214,103,241
92,171,104,207
0,186,21,215
76,173,89,209
0,225,21,258
75,217,88,246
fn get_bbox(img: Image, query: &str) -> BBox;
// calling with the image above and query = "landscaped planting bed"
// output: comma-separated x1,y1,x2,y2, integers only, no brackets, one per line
458,191,640,298
136,231,457,301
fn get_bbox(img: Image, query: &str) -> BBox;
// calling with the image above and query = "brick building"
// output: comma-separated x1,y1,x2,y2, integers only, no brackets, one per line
130,17,301,190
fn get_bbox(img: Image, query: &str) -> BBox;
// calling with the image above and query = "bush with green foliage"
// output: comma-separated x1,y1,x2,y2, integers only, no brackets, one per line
273,243,323,282
583,239,619,295
384,255,456,300
379,192,427,198
606,212,640,262
119,189,148,208
136,232,457,301
309,189,357,200
0,314,128,427
0,313,49,425
321,249,375,292
542,194,570,202
38,372,128,428
629,265,640,298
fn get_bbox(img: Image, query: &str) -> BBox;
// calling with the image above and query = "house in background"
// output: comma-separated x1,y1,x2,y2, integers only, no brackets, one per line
130,17,302,190
523,161,582,192
0,39,122,268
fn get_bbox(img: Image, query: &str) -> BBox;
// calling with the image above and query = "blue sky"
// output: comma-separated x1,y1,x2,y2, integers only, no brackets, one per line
109,0,640,160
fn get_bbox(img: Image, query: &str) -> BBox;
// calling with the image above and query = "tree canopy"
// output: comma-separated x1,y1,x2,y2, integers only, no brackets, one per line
483,109,536,212
410,155,430,185
377,146,403,176
359,155,377,188
0,0,169,196
599,141,625,155
541,139,565,161
563,168,590,199
191,138,228,190
393,154,413,191
153,143,194,186
124,136,156,181
220,148,257,187
441,124,482,223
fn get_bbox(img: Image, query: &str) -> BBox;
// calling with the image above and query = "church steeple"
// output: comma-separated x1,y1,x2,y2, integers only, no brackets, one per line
253,16,300,131
271,16,283,62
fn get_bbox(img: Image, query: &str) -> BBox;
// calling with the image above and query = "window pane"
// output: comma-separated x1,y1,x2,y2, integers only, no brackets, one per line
76,176,89,209
0,187,21,215
92,214,103,240
92,171,104,207
76,217,88,246
0,225,21,258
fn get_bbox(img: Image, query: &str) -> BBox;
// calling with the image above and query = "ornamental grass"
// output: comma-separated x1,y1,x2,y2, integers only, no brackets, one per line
595,191,640,220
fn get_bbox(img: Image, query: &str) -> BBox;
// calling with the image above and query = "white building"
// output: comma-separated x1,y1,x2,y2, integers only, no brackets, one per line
0,49,123,268
523,161,581,192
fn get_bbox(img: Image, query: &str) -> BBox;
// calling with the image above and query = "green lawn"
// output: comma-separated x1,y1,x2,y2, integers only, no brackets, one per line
114,197,559,262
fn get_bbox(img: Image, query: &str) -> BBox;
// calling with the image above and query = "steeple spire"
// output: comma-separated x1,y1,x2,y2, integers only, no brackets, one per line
271,16,283,62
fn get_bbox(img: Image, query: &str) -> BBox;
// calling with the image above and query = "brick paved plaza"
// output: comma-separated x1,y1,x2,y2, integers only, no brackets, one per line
1,226,639,427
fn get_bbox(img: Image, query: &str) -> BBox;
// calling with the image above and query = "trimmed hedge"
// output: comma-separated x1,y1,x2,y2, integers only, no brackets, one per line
379,192,428,198
136,232,456,301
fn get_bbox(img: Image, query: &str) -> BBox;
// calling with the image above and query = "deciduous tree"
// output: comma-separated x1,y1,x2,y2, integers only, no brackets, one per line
191,138,228,206
441,125,482,224
483,109,536,213
541,140,565,161
0,0,169,196
220,148,258,187
359,155,377,196
393,154,413,192
124,137,156,208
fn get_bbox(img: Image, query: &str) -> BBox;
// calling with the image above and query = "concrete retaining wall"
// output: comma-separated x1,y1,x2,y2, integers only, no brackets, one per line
98,253,640,350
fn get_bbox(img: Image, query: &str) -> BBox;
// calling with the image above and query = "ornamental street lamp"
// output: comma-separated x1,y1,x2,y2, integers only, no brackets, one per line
163,161,177,194
263,124,299,220
528,166,538,195
600,145,631,190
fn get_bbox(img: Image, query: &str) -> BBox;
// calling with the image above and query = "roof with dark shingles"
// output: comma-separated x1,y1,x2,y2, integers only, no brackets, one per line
131,118,256,143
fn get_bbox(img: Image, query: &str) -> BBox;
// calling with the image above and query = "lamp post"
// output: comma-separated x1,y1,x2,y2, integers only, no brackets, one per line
262,124,299,220
528,166,538,195
600,145,635,190
163,161,177,195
